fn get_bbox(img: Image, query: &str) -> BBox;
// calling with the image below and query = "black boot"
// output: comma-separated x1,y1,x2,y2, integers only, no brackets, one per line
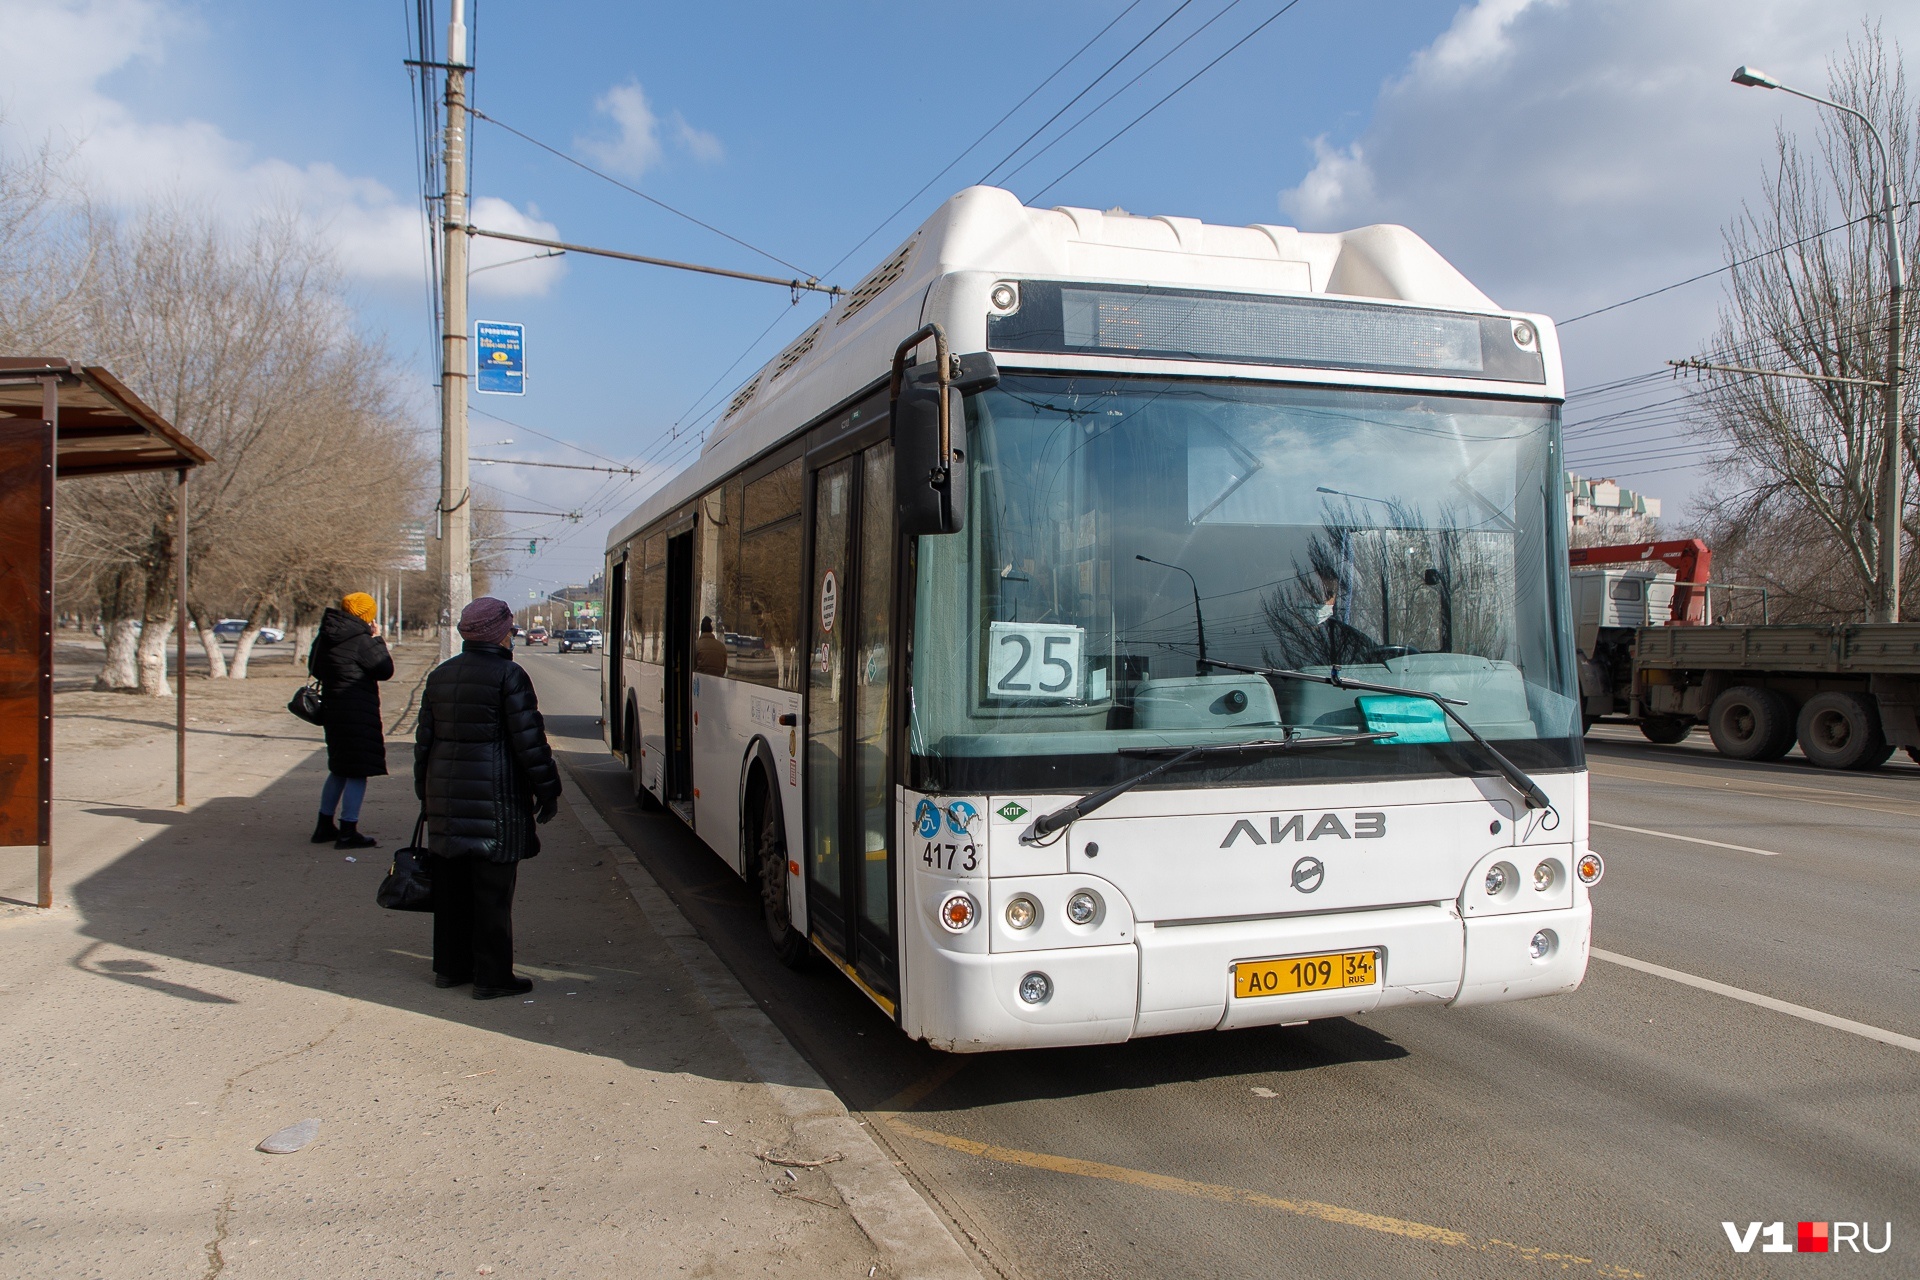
473,976,533,1000
335,820,377,850
311,813,339,844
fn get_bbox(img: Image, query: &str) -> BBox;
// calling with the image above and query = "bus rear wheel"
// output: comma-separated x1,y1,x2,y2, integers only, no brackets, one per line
629,708,661,810
1708,685,1796,761
751,776,809,970
1797,692,1892,770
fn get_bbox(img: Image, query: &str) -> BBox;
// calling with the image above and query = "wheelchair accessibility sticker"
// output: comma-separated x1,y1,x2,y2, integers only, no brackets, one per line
915,799,942,840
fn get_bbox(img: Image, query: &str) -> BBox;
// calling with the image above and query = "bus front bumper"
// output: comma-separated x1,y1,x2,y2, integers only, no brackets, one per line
907,901,1591,1051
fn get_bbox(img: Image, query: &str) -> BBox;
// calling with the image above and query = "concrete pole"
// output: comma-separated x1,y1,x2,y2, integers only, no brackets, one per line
438,0,472,660
1879,170,1906,623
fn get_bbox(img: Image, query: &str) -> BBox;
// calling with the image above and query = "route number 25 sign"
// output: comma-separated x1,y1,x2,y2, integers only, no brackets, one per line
987,621,1084,701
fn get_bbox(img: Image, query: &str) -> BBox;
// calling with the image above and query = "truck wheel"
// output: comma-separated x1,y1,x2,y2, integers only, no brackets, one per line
749,774,810,970
1639,716,1692,744
1796,692,1889,770
1708,686,1796,761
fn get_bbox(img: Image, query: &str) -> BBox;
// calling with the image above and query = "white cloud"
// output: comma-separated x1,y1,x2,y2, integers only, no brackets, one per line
578,81,725,176
1277,0,1920,508
0,0,558,295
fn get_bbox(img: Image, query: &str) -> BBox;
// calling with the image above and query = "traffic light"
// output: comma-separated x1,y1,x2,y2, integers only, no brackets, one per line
527,539,537,555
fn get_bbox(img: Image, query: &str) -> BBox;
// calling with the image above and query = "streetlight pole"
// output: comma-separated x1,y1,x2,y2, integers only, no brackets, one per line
1734,66,1905,622
1135,554,1208,674
438,0,473,659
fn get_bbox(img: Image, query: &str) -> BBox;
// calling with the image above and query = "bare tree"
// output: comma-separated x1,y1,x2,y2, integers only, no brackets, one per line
1690,24,1919,620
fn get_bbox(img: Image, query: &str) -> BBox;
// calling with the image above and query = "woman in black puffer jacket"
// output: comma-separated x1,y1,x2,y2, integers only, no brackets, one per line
414,596,561,999
308,592,393,849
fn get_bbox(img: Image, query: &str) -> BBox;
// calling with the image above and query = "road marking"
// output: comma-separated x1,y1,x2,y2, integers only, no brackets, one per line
1590,819,1779,856
884,1117,1643,1278
1589,760,1920,821
1591,949,1920,1054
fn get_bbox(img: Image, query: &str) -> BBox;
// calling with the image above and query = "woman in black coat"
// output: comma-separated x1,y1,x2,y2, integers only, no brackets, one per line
413,596,561,999
308,592,393,849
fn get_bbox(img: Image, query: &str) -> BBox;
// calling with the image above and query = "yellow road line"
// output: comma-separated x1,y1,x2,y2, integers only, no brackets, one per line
885,1116,1643,1279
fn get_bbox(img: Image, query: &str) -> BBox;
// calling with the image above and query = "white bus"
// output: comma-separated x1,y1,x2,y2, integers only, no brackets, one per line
603,186,1598,1051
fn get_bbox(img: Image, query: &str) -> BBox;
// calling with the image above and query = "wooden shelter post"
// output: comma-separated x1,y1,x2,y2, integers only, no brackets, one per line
175,468,188,808
36,376,55,909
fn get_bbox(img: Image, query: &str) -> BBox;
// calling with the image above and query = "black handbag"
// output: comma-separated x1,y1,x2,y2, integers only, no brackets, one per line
288,679,324,726
376,813,434,912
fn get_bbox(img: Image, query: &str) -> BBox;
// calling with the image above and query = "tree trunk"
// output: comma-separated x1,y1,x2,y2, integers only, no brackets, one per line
136,616,175,697
96,617,140,690
189,603,227,679
291,606,320,668
229,598,274,679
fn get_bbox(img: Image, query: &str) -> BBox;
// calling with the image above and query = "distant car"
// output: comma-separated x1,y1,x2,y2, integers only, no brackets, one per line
258,627,285,644
212,619,247,639
528,627,550,646
585,628,603,648
557,629,596,654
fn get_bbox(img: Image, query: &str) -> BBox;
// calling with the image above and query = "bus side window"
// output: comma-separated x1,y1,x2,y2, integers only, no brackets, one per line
641,532,667,663
620,535,643,660
741,460,803,691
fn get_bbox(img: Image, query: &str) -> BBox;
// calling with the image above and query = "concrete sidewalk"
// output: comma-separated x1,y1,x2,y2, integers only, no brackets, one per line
0,650,959,1278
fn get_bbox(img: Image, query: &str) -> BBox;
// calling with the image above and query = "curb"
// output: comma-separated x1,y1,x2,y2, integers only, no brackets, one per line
556,756,983,1280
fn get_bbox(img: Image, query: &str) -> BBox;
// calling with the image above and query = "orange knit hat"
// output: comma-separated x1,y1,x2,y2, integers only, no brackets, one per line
342,592,377,624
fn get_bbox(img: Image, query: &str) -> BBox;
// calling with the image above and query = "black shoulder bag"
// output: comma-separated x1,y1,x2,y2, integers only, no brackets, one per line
287,680,324,725
376,812,434,912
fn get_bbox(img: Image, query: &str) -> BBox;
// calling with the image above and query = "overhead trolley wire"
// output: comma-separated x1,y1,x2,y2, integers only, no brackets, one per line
820,0,1149,280
978,0,1202,187
467,105,820,279
1027,0,1309,204
998,0,1250,191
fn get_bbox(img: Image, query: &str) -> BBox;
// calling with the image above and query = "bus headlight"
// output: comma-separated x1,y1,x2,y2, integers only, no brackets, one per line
1018,971,1052,1004
939,892,977,933
1484,865,1508,896
1533,860,1557,893
1529,929,1556,960
1005,895,1038,930
1577,852,1604,885
1066,890,1100,925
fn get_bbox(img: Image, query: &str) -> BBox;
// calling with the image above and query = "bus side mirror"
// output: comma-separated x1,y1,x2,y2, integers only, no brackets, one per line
891,325,997,538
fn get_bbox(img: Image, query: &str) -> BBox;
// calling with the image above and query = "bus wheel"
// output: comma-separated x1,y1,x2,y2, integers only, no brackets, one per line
1708,685,1796,761
1796,692,1890,770
1639,716,1691,744
752,778,810,970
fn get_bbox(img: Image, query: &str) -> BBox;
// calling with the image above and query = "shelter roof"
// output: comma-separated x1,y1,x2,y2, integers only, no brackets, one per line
0,357,212,477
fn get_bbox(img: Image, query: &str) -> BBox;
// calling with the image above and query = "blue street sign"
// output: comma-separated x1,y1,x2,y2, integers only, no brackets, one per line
475,321,525,395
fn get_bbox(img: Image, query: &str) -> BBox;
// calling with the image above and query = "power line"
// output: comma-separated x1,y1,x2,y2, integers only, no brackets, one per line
463,225,840,294
979,0,1201,187
467,104,819,279
1028,0,1308,203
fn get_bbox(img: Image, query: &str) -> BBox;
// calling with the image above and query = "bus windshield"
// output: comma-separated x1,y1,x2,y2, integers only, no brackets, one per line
909,373,1580,792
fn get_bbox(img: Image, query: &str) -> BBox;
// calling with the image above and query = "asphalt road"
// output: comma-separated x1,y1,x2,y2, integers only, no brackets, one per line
522,650,1918,1280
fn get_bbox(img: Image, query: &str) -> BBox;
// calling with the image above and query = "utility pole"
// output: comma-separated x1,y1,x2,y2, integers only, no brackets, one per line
438,0,472,659
1733,66,1906,622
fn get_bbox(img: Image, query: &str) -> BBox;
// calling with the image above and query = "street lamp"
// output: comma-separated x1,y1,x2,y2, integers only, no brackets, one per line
1734,65,1906,622
1135,554,1208,674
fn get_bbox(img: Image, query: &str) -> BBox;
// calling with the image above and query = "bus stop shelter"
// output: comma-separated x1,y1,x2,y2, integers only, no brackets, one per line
0,358,211,908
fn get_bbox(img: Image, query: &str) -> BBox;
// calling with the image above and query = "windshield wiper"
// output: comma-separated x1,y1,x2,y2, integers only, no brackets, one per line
1021,729,1392,845
1192,656,1553,812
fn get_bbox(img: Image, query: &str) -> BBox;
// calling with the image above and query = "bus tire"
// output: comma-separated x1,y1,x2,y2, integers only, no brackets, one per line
1796,692,1889,770
749,771,809,970
1708,685,1796,761
1638,715,1691,744
629,706,661,810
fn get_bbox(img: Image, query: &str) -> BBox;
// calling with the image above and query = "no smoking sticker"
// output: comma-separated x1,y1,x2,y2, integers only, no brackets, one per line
820,569,838,633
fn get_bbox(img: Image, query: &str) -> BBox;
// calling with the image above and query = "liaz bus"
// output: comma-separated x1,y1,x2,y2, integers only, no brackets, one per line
603,185,1599,1052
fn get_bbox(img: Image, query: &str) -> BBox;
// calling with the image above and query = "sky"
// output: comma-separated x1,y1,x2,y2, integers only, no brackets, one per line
3,0,1915,603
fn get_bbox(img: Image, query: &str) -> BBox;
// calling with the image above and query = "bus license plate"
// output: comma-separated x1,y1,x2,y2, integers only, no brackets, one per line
1233,950,1377,999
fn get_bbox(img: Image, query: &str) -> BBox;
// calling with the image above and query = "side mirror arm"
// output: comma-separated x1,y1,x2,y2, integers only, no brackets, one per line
889,323,953,485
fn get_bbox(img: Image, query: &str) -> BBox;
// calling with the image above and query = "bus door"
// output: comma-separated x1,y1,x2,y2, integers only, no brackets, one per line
804,442,898,1000
664,531,694,814
606,556,626,753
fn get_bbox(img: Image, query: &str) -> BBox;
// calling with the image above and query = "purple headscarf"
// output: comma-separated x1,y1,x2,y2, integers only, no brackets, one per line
458,596,515,647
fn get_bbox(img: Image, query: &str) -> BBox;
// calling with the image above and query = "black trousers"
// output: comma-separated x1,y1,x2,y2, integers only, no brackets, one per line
429,855,519,988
